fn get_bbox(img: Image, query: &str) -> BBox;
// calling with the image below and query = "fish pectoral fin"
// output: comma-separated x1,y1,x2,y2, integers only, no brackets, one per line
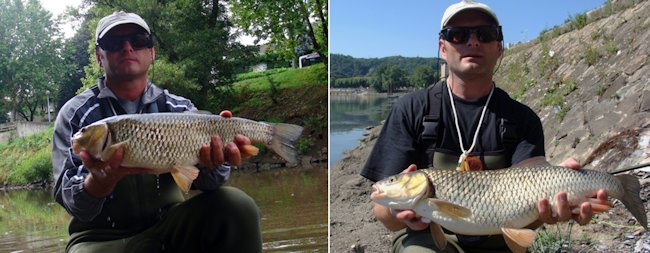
429,222,448,250
171,165,200,193
428,199,471,218
100,141,128,162
240,144,259,158
501,227,536,253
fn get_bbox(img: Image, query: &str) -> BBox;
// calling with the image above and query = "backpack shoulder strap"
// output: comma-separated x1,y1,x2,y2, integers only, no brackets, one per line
495,89,519,151
418,81,445,150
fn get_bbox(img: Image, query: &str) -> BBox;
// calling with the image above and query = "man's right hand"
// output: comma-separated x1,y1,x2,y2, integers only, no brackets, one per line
373,164,431,231
79,147,150,198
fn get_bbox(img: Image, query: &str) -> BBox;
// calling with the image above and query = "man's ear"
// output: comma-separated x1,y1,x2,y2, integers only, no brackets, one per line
150,47,156,61
439,39,447,59
95,49,103,68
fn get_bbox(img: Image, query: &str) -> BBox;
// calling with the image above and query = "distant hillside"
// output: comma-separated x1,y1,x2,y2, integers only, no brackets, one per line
330,54,441,82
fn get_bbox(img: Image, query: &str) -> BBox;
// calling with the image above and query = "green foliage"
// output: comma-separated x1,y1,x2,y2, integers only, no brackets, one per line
0,127,54,185
331,54,439,83
305,115,326,135
233,64,326,92
605,39,618,55
333,76,372,88
569,13,588,30
0,0,72,121
531,228,564,253
584,45,601,66
295,137,314,155
371,64,407,92
230,0,328,66
537,42,558,80
408,65,437,88
597,85,608,96
8,148,52,184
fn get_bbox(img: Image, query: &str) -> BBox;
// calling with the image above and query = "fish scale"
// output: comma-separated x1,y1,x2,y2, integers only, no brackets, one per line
72,112,303,192
417,166,627,235
105,113,275,169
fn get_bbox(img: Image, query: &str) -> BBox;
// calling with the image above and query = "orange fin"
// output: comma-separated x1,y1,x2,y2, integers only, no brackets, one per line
171,165,199,193
429,222,448,250
428,199,471,218
501,227,536,253
240,144,259,158
570,200,614,215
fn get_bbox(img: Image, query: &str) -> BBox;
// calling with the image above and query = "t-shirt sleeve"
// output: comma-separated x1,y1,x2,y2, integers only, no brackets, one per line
360,93,423,182
510,105,546,165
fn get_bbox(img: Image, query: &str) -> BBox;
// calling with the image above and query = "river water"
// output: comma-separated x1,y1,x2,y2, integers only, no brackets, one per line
0,167,327,252
330,92,397,167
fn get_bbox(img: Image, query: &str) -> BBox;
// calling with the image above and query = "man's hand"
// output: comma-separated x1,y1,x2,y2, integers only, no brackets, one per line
198,110,252,169
80,147,150,198
536,157,610,225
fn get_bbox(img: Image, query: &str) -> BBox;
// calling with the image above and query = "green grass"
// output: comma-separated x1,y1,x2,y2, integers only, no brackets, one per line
0,127,54,185
233,64,327,91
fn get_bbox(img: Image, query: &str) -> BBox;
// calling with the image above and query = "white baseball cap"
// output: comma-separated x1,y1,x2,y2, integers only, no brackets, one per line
440,0,500,30
95,11,151,43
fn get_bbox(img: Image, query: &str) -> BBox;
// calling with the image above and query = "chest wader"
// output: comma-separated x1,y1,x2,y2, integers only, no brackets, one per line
416,82,520,249
67,87,186,249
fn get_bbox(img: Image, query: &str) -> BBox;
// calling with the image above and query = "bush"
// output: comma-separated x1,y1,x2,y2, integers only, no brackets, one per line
8,148,52,185
295,137,314,155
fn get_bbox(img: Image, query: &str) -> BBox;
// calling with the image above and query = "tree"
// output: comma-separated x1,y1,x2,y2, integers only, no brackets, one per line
371,64,406,93
0,0,71,121
80,0,247,110
409,65,436,88
230,0,328,67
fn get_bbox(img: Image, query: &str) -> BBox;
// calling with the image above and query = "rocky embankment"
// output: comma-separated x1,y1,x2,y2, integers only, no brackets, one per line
331,0,650,252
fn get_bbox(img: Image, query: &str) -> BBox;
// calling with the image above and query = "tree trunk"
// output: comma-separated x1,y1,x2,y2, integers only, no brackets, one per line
298,0,328,66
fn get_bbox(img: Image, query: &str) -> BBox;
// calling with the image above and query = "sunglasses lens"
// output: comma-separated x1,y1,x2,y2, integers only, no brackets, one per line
442,26,500,44
98,34,152,52
130,34,153,49
476,26,498,43
446,28,468,44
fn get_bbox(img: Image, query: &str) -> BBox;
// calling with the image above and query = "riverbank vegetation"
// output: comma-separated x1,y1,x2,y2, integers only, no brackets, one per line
330,54,440,92
0,127,53,186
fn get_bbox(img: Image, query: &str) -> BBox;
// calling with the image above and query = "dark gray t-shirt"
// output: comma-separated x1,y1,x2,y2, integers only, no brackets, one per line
360,82,545,182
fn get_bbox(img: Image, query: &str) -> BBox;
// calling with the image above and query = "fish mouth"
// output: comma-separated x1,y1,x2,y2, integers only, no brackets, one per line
370,184,384,200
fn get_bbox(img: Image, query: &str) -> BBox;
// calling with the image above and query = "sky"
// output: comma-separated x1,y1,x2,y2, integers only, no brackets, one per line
331,0,607,58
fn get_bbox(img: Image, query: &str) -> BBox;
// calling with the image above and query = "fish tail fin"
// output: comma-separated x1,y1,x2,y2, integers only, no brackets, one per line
268,123,303,166
172,165,199,193
616,174,648,230
240,144,259,158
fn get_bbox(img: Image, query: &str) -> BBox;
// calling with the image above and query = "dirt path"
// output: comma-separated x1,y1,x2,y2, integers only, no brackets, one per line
330,123,650,253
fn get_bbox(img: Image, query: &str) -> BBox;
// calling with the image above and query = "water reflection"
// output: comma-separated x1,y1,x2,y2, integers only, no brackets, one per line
0,167,328,252
330,92,397,166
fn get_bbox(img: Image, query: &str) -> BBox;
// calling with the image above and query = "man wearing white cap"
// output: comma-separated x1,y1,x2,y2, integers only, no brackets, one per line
361,1,608,252
52,11,262,252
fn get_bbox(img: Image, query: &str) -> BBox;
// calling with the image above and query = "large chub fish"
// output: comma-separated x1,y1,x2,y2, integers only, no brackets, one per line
370,157,647,253
72,112,303,192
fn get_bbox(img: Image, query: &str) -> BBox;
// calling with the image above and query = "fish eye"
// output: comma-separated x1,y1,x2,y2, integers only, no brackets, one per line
80,128,86,133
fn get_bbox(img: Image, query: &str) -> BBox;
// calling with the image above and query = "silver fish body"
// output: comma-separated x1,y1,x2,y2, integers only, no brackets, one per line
72,112,303,191
372,165,647,236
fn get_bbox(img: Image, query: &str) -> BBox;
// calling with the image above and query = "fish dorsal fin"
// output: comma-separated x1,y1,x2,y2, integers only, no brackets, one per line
511,156,550,168
501,227,536,253
428,199,471,218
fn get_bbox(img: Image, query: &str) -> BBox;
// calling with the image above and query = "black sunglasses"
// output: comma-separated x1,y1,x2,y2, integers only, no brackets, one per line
97,33,154,52
440,25,503,44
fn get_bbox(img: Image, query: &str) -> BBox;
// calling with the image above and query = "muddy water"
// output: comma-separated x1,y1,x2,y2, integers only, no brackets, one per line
0,167,327,252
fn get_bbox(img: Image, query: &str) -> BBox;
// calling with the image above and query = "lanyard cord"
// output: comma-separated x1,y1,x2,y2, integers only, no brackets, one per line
446,80,495,169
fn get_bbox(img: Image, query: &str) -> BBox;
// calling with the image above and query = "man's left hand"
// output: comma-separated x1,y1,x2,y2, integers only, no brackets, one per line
198,110,252,169
537,157,610,225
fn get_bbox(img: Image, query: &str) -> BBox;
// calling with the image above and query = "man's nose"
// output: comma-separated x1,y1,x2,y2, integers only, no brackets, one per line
466,32,480,47
120,40,134,51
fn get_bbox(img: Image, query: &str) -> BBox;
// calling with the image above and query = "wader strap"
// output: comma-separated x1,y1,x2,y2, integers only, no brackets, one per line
500,118,518,148
418,81,445,166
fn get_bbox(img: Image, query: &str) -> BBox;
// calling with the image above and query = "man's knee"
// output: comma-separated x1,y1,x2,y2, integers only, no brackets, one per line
203,186,260,220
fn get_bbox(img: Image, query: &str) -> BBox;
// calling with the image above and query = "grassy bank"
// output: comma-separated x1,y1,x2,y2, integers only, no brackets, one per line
230,64,328,156
0,127,53,186
1,64,327,186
